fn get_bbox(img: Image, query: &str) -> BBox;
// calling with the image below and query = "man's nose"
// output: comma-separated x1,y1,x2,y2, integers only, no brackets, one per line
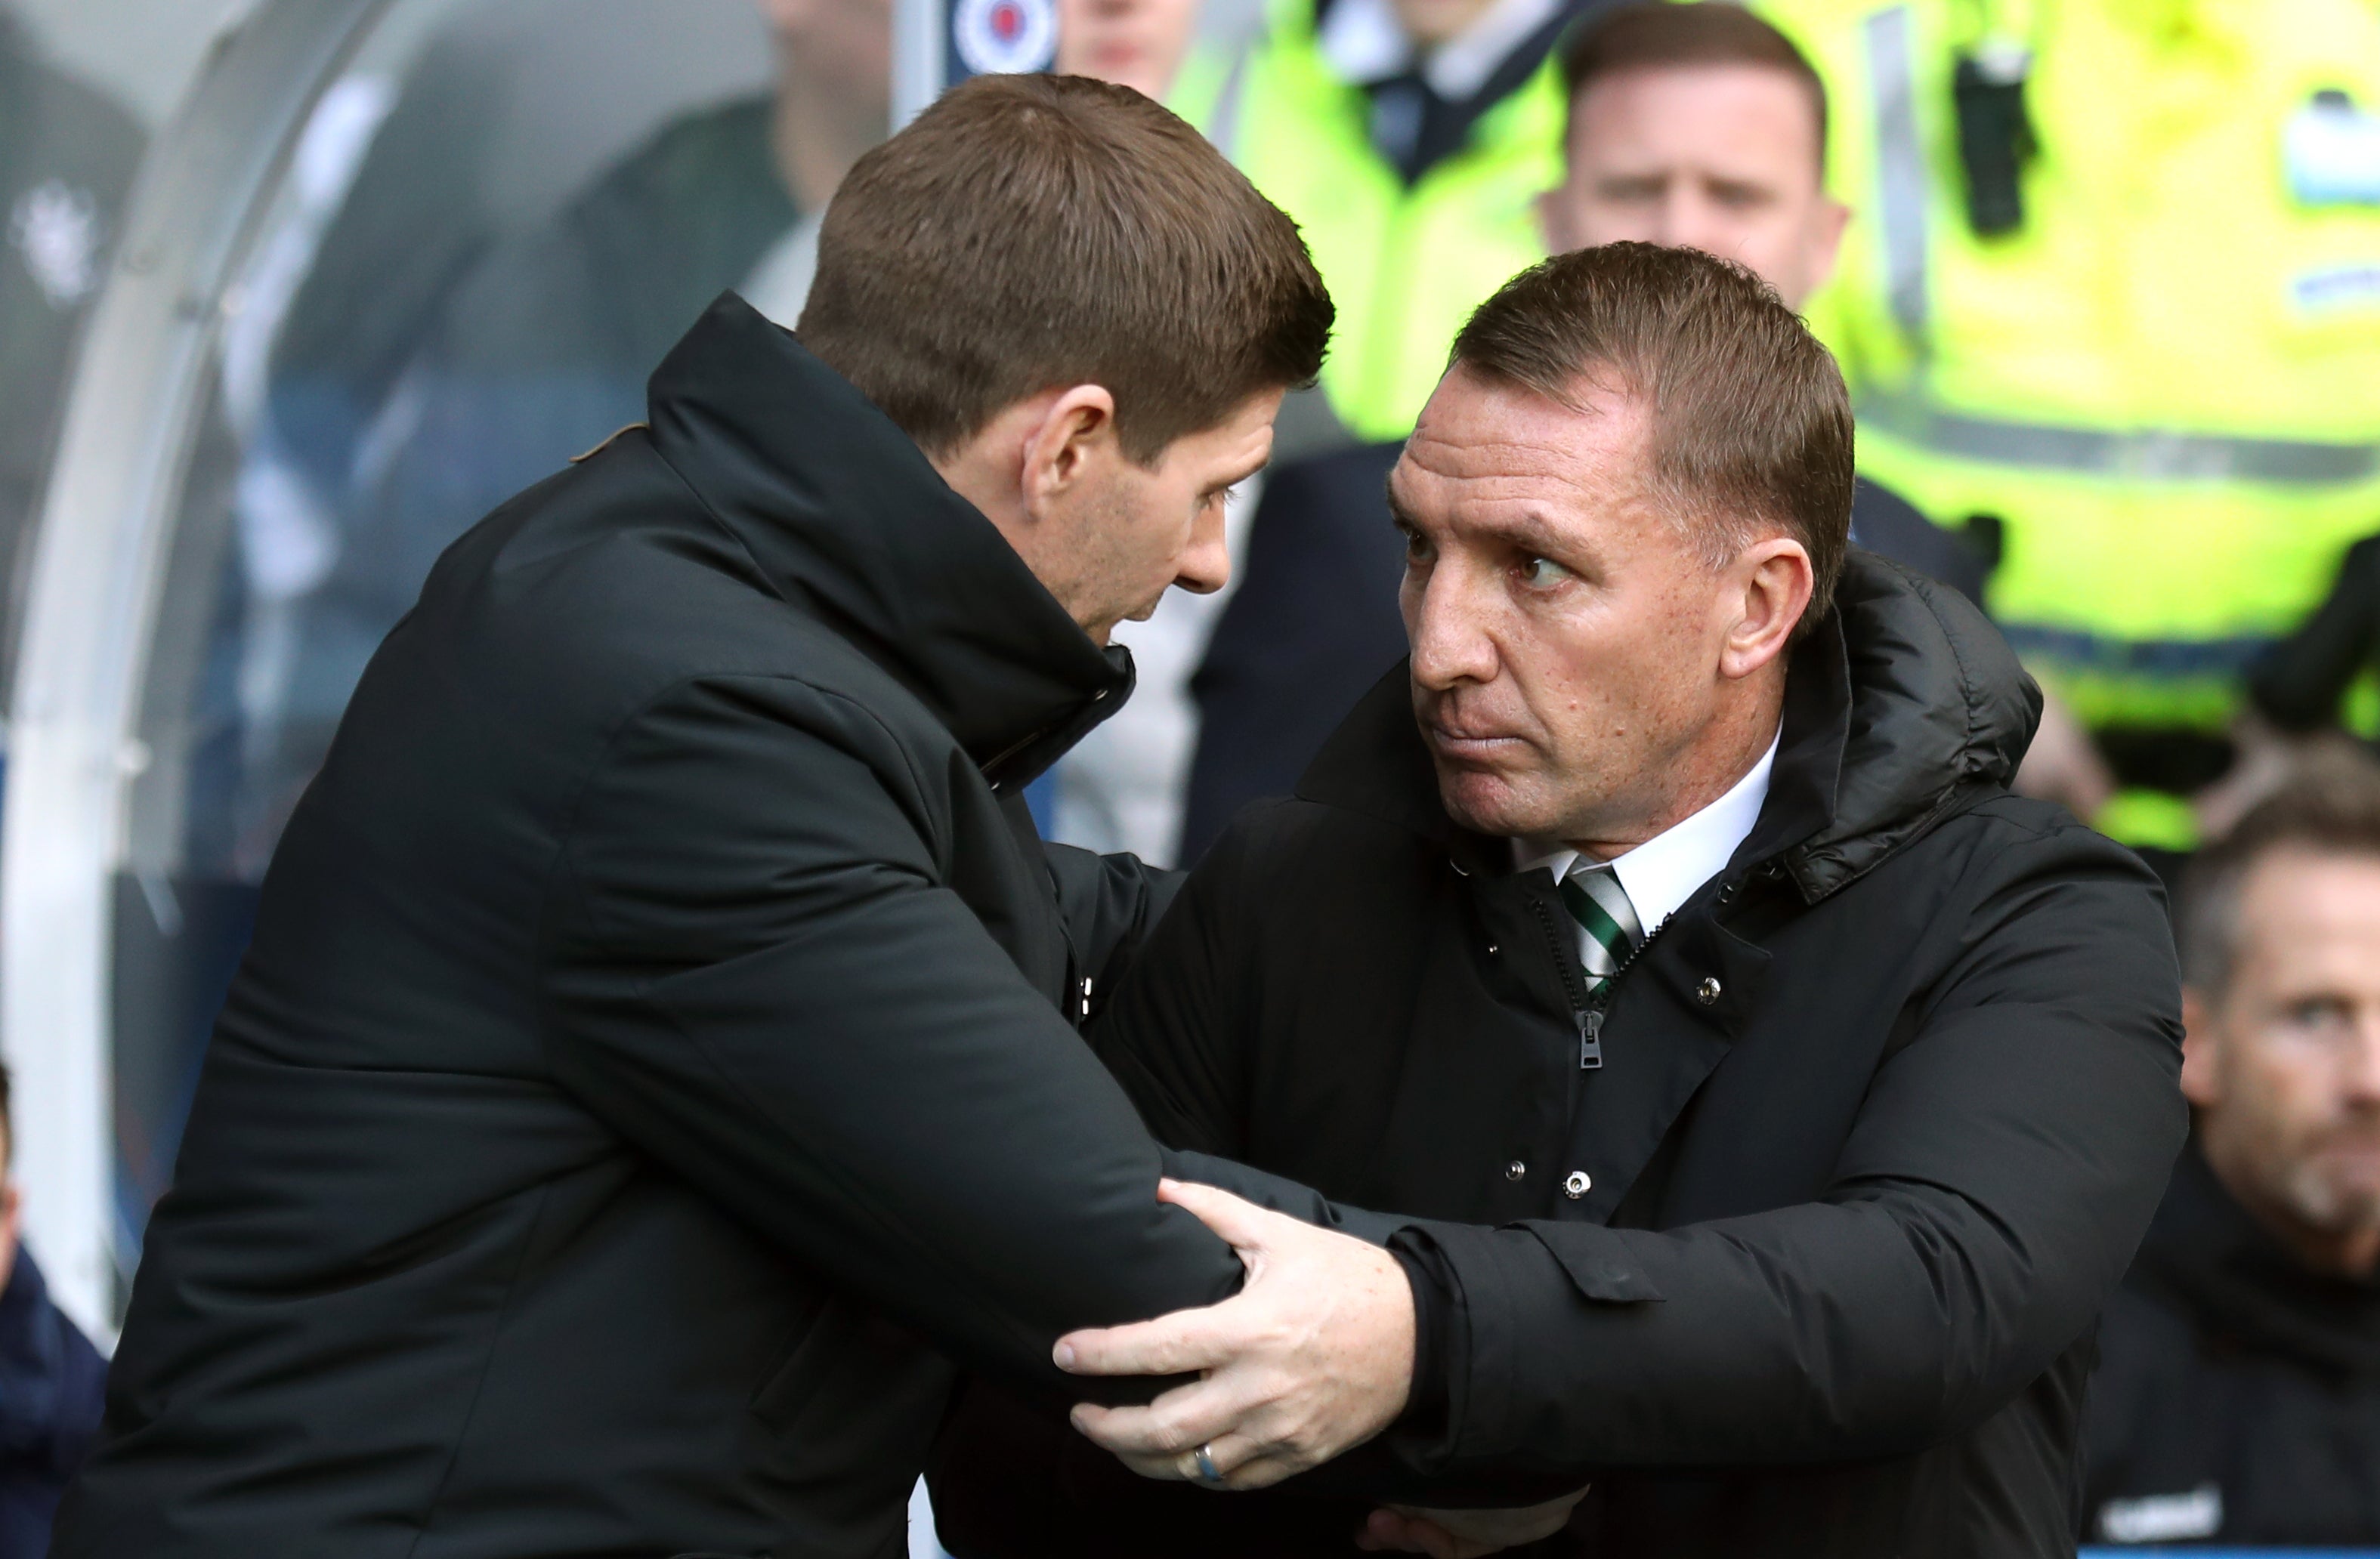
1405,566,1499,688
1661,189,1729,256
1174,502,1232,597
2344,1006,2380,1104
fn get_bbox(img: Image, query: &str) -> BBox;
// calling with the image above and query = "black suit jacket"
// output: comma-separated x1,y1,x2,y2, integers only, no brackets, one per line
53,297,1381,1559
936,557,2187,1557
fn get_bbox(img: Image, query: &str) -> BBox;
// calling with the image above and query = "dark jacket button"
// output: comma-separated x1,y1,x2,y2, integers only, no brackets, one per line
1697,977,1723,1006
1563,1170,1591,1199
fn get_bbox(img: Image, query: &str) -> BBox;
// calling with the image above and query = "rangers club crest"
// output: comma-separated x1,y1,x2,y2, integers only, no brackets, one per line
954,0,1057,77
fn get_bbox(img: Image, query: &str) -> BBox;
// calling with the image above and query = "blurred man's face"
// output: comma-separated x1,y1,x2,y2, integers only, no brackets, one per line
1057,0,1202,102
1392,369,1799,844
1541,65,1847,311
2184,850,2380,1266
0,1131,17,1297
760,0,894,106
1393,0,1500,47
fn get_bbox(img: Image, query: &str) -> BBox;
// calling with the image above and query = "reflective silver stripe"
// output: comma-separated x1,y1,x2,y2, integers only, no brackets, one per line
1865,5,1929,341
1858,390,2380,483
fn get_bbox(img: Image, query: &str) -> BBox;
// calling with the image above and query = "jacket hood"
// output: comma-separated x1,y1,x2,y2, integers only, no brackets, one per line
641,293,1130,783
1298,550,2042,896
2132,1138,2380,1376
1760,550,2042,901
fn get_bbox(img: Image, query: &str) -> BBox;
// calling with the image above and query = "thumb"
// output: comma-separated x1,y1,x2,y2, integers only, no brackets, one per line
1156,1177,1290,1257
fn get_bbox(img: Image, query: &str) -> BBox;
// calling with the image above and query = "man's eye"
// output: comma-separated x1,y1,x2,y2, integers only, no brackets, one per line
2283,996,2353,1031
1401,529,1432,562
1518,556,1572,588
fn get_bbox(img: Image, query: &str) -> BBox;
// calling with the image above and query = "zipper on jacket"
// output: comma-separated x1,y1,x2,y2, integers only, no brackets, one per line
1529,889,1685,1070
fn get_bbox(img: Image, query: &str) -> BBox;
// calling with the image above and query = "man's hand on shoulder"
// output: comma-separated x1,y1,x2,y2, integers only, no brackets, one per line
1056,1178,1414,1490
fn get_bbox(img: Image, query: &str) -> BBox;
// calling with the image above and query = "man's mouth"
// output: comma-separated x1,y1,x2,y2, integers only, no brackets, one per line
1423,721,1528,761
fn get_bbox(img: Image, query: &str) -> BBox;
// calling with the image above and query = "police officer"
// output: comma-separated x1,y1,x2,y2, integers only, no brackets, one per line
1760,0,2380,853
1176,0,1595,445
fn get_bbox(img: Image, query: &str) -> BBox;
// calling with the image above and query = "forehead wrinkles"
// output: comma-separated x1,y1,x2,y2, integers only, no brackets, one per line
1395,392,1652,531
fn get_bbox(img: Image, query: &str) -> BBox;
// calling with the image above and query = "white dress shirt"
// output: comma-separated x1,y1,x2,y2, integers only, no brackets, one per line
1514,727,1782,949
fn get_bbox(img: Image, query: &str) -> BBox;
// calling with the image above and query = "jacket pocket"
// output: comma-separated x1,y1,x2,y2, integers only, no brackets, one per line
1523,1224,1664,1303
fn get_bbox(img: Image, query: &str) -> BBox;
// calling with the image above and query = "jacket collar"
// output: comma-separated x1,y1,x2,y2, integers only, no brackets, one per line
1297,551,2042,895
2134,1137,2380,1376
641,293,1130,783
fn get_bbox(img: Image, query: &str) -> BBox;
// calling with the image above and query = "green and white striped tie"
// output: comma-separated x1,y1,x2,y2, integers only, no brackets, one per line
1559,863,1643,996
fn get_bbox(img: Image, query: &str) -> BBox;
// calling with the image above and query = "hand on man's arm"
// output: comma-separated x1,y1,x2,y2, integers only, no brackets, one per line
1058,1179,1417,1490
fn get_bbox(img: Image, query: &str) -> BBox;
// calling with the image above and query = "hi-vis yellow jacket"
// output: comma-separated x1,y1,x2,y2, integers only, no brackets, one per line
1762,0,2380,844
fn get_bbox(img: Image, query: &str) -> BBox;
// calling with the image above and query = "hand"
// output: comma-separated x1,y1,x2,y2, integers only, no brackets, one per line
1354,1490,1590,1558
1056,1178,1414,1490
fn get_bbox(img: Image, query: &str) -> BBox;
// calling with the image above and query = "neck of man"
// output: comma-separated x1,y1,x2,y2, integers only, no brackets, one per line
2205,1128,2380,1280
1562,671,1786,863
771,45,885,212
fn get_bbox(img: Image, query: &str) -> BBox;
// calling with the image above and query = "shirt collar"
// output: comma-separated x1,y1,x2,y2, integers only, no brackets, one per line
1513,726,1782,937
1316,0,1562,101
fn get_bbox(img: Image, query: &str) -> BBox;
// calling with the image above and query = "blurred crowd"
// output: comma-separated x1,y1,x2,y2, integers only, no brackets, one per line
2,0,2379,1551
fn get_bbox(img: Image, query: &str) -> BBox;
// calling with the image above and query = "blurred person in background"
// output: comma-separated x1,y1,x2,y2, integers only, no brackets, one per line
1757,0,2380,863
1180,2,1986,864
2086,758,2380,1547
1059,0,1204,100
1178,0,1590,447
0,1060,107,1559
0,11,142,688
209,0,892,866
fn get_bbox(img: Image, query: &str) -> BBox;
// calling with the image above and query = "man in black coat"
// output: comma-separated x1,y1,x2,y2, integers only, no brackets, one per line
950,245,2187,1556
51,76,1428,1559
2085,760,2380,1546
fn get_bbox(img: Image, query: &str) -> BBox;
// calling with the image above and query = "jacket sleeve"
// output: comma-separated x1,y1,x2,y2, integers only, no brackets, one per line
1082,805,1279,1156
1040,841,1183,1020
539,674,1247,1403
2248,532,2380,733
1386,813,2188,1477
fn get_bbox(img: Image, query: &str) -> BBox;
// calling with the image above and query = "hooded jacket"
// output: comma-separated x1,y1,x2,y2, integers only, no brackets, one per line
51,295,1371,1559
2085,1140,2380,1546
935,554,2189,1557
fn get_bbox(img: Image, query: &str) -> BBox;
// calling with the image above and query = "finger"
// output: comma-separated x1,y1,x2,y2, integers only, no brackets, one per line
1069,1373,1266,1460
1053,1306,1233,1377
1154,1178,1299,1254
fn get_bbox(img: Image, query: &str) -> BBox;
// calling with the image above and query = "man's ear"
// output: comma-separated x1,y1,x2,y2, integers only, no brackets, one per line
1717,537,1814,681
1020,384,1121,519
2181,986,2224,1109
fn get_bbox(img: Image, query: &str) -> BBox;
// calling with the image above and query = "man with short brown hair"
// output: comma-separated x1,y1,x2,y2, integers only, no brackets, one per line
2085,758,2380,1545
944,242,2187,1556
53,73,1417,1559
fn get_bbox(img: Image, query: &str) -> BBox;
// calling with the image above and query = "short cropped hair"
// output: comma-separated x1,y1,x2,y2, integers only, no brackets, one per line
1562,2,1830,170
1451,242,1853,627
2181,754,2380,999
799,73,1333,464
